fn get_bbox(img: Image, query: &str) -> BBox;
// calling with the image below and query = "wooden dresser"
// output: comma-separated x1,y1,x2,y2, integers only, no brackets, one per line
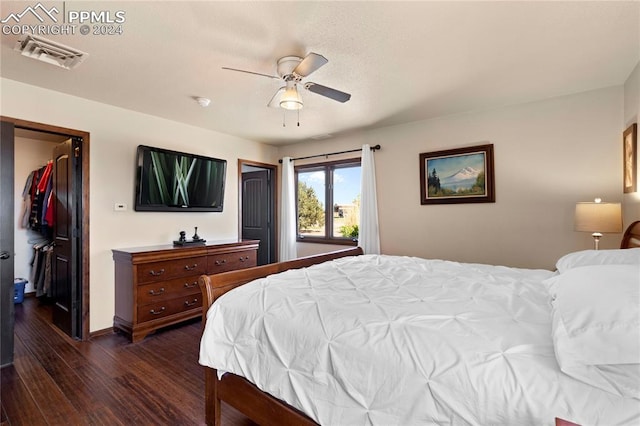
112,239,259,342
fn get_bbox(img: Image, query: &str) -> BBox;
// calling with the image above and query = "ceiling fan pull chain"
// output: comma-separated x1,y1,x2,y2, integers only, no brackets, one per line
283,109,286,127
297,109,300,127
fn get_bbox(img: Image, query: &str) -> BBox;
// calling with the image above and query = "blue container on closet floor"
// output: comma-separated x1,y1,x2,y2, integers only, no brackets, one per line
14,278,27,304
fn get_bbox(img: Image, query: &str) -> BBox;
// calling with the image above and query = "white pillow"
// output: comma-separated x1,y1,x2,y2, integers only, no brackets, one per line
555,248,640,273
546,264,640,398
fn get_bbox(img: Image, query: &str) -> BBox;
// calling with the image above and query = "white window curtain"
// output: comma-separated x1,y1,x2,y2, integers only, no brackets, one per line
358,144,380,254
279,157,297,261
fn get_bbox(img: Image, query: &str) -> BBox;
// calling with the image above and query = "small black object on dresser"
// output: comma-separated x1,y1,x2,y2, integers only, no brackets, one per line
173,227,206,246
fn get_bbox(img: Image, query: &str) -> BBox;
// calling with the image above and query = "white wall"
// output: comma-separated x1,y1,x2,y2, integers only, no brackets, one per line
623,62,640,221
13,137,59,293
279,86,624,270
1,78,279,332
1,76,629,331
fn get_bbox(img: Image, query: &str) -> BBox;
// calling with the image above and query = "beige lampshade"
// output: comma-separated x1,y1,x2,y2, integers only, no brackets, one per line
280,82,303,110
575,201,622,233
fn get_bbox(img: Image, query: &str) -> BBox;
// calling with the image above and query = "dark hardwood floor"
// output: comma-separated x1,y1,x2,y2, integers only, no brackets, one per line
1,296,257,426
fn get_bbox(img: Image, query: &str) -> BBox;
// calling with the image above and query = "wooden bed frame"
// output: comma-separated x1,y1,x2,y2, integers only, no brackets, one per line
198,247,362,426
620,220,640,248
198,222,640,426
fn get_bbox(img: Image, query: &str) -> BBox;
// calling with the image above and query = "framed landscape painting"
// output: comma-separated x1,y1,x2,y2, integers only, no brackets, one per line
623,123,637,193
420,144,495,205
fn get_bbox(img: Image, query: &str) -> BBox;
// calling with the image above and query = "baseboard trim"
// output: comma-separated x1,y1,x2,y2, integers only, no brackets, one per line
89,326,115,338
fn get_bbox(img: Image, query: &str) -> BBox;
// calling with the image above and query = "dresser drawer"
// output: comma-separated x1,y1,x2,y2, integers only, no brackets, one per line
137,256,206,284
137,276,201,305
207,249,257,273
137,293,202,323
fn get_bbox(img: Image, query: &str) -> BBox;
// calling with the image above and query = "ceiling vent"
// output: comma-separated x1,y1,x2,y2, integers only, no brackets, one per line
14,35,87,70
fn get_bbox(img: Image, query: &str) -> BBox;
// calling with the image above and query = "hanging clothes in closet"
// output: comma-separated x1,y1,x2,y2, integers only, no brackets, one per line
20,160,55,298
21,160,54,239
31,240,54,298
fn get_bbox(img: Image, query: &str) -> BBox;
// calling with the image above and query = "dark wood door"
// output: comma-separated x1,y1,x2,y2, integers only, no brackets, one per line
242,170,274,265
0,121,15,366
52,138,81,339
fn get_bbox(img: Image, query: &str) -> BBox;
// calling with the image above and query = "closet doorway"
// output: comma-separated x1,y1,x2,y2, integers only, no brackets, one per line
239,159,277,265
0,117,89,365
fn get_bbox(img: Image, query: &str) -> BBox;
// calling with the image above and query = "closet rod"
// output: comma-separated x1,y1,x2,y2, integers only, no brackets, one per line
279,144,381,163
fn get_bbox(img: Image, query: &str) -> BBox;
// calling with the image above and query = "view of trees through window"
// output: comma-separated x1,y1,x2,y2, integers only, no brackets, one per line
296,160,361,242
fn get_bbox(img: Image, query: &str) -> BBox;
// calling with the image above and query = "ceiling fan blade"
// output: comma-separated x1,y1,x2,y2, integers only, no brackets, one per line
292,53,328,78
304,82,351,103
267,87,285,108
222,67,280,80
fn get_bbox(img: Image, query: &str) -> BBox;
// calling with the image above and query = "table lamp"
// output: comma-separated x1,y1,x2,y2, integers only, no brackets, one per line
574,198,622,250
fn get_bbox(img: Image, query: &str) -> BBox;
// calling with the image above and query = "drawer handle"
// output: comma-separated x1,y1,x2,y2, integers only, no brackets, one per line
148,269,165,276
184,281,197,289
239,256,250,262
149,307,166,315
148,287,165,296
214,259,227,266
184,264,198,271
184,298,198,307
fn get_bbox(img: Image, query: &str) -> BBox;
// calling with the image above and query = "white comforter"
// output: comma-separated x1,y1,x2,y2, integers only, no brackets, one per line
199,254,640,425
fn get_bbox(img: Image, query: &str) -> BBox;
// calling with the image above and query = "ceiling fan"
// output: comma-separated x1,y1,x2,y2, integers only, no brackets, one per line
222,52,351,111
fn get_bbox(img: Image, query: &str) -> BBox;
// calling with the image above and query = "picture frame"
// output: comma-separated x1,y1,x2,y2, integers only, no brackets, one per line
623,123,637,193
420,143,495,205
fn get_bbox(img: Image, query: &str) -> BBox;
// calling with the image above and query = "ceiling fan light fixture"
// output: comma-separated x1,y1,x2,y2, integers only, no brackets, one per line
280,83,303,110
223,52,351,111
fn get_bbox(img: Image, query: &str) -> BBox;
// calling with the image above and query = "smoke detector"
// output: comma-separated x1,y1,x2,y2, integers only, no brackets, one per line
195,97,211,107
15,35,87,70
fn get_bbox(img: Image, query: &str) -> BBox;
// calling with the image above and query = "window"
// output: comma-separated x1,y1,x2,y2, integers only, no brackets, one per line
295,158,361,244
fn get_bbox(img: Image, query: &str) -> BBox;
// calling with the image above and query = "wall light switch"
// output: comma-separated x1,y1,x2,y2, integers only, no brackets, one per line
114,203,127,211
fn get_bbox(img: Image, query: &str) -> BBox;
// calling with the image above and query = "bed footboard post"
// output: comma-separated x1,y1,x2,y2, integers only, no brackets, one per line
198,275,215,326
199,274,221,425
204,367,221,426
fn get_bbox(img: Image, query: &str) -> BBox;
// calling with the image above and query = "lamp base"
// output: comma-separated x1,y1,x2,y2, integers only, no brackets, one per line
592,232,602,250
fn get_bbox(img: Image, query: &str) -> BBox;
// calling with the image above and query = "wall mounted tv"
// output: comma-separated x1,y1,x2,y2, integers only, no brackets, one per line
135,145,227,212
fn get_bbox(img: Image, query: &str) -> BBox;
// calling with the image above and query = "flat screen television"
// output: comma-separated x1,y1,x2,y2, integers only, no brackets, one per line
135,145,227,212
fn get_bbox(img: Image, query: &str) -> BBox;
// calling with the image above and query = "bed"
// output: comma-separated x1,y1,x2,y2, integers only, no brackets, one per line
198,221,640,426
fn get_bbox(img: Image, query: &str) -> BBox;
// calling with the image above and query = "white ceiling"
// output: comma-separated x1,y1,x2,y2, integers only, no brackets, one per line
1,1,639,146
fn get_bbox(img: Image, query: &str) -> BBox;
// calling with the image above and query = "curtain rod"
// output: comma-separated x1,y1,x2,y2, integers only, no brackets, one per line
278,144,381,163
